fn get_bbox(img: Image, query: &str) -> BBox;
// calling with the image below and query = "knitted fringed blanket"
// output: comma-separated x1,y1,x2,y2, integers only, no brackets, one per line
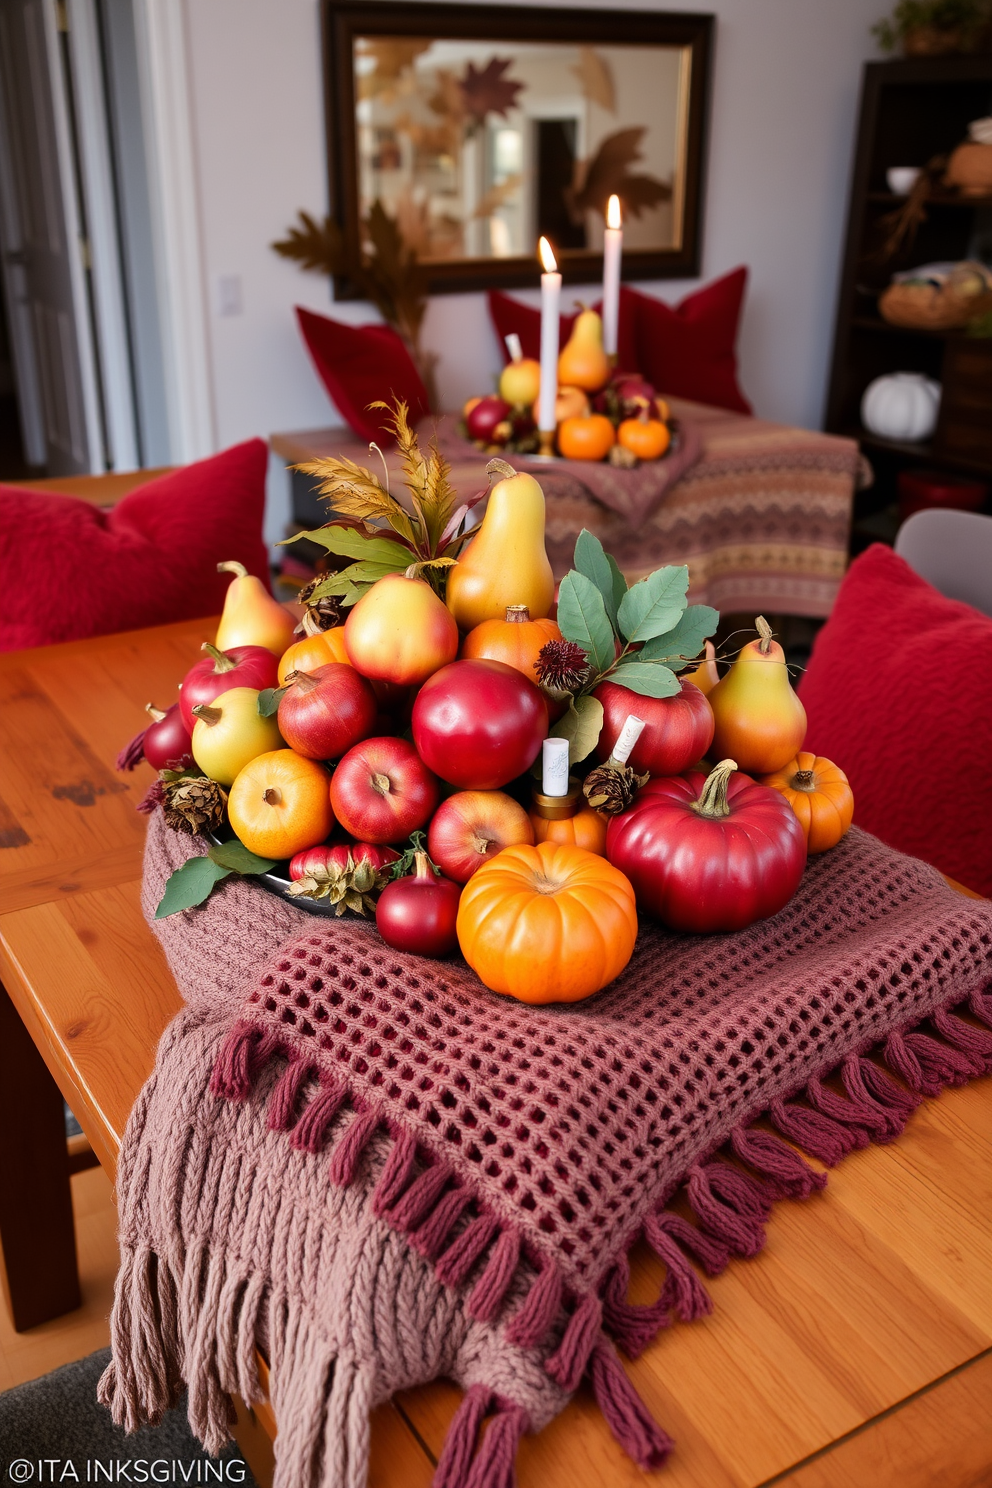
101,812,992,1487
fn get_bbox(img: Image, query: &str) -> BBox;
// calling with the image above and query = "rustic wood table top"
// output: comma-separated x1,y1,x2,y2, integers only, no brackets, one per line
0,617,989,1488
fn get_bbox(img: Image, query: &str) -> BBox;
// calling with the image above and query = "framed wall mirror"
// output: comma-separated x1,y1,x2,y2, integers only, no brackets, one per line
322,3,714,294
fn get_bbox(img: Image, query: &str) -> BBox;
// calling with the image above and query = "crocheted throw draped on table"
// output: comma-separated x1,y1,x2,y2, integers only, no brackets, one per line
100,811,992,1488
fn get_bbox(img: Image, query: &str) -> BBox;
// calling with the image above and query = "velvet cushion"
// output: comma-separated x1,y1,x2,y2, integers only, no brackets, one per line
487,288,641,373
0,440,271,652
628,268,751,414
296,307,430,442
799,543,992,895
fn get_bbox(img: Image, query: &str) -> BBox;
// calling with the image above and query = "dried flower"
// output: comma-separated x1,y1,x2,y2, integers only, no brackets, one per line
582,761,649,815
161,775,228,835
535,639,590,696
296,584,344,634
286,853,381,916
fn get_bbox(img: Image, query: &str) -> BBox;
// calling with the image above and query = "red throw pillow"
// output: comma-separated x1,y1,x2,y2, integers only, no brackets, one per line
487,288,640,374
629,268,751,414
296,307,430,442
799,543,992,895
0,440,271,652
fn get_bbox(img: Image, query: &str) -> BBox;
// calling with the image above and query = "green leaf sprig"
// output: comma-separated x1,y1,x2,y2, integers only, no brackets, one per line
155,841,277,919
546,530,718,764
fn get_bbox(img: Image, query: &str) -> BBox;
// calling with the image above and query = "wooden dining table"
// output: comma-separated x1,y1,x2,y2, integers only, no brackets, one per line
0,615,990,1488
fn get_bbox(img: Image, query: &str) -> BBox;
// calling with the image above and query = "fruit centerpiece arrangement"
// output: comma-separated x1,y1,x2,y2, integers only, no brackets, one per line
462,311,674,467
119,401,854,1006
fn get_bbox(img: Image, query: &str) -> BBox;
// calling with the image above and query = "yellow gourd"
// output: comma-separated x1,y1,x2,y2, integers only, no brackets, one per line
557,308,610,393
446,462,555,630
214,561,297,657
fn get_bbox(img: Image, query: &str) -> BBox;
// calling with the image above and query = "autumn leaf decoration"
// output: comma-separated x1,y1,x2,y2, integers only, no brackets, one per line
565,127,672,222
272,203,434,403
459,58,524,127
286,401,487,606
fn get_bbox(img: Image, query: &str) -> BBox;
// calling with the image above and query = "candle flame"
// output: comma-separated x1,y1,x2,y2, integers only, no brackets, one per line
538,236,557,273
607,194,622,230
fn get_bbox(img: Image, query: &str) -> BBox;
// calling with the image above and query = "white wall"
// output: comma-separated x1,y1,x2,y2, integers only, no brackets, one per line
177,0,882,544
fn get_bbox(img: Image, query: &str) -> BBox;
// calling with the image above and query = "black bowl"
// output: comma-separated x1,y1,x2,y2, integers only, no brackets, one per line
205,829,341,918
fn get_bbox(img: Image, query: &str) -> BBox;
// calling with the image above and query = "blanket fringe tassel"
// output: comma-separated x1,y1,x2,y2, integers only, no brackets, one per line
202,987,992,1484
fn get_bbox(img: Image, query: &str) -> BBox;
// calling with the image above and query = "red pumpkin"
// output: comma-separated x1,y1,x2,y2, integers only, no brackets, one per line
606,759,806,932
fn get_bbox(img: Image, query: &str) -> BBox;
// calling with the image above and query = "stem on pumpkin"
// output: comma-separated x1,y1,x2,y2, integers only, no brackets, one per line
505,605,530,623
791,769,817,791
694,759,738,818
201,642,237,673
755,616,774,655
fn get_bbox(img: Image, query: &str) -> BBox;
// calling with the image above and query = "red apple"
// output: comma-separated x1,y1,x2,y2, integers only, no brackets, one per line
277,663,377,760
465,395,511,444
376,852,461,956
411,659,548,790
330,737,439,843
427,790,535,884
594,677,715,777
180,643,279,730
289,841,399,880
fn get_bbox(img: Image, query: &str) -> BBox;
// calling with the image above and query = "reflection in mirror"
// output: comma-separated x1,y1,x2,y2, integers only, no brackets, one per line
353,39,690,265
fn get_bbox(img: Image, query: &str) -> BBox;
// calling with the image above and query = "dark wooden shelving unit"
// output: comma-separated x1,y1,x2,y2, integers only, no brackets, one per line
825,56,992,552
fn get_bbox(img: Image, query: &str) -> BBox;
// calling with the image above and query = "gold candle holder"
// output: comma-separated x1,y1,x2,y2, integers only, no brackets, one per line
538,428,556,458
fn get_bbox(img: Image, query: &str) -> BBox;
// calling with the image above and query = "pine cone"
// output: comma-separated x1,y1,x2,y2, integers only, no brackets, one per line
582,761,648,815
162,776,228,835
609,443,639,469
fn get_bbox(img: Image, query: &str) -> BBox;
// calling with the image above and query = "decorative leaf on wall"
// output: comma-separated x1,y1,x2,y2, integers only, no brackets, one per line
571,47,616,113
364,37,431,81
565,128,672,222
271,211,344,277
459,58,524,125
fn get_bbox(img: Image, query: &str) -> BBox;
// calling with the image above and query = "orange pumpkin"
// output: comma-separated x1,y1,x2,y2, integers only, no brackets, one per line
617,413,671,461
759,752,854,854
529,804,608,856
460,605,562,684
456,842,637,1003
228,748,334,859
557,412,615,462
533,386,589,425
278,627,350,685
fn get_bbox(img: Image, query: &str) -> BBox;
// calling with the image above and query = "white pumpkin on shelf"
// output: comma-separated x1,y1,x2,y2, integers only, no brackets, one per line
860,372,941,442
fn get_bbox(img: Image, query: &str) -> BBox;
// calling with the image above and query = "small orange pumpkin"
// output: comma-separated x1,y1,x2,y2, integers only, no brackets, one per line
278,627,350,685
557,412,616,462
759,752,854,853
456,841,637,1003
460,605,562,684
529,804,608,856
618,412,671,461
537,386,590,424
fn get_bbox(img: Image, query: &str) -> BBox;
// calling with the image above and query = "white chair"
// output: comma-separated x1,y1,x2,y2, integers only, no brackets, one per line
894,507,992,617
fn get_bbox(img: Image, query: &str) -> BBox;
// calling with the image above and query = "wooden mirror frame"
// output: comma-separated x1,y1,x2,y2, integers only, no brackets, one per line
322,1,714,296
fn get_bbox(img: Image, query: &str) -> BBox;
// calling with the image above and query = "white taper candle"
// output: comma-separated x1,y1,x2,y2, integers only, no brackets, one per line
602,195,623,358
537,237,561,437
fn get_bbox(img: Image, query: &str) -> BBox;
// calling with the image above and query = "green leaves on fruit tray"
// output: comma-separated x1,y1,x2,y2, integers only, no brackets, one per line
257,686,288,717
556,573,616,676
547,694,605,766
289,525,414,569
638,606,720,669
616,566,689,644
155,842,278,918
573,528,628,631
554,531,719,706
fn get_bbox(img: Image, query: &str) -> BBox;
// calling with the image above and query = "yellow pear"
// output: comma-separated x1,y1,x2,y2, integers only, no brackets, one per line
446,462,555,631
557,308,610,393
683,640,719,695
708,618,807,774
214,561,297,657
191,687,284,786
